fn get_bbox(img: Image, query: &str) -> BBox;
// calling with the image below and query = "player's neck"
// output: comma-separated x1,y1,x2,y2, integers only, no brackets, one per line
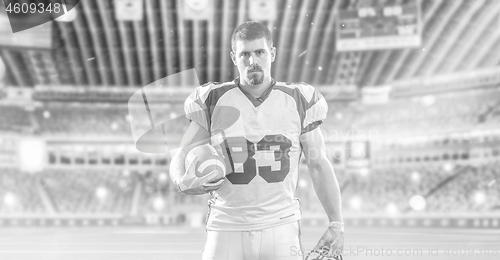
238,77,273,98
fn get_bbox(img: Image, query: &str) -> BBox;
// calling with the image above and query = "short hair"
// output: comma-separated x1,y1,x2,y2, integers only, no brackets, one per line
231,21,273,52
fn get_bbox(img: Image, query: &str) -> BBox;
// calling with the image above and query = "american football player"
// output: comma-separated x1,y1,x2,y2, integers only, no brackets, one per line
169,21,344,260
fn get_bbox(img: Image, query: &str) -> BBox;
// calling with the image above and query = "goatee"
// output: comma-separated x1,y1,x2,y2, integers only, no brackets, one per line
248,73,264,85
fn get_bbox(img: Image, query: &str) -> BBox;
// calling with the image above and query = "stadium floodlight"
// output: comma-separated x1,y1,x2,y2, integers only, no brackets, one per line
385,202,399,216
73,145,84,152
115,0,143,21
349,196,362,211
95,187,108,200
158,172,168,183
3,192,17,207
18,138,46,173
153,197,165,212
358,167,370,177
335,112,343,120
183,0,212,20
411,171,420,182
249,0,277,21
473,191,486,205
116,144,127,153
443,163,454,172
409,195,426,211
298,179,308,189
420,95,436,107
111,122,119,131
169,112,178,119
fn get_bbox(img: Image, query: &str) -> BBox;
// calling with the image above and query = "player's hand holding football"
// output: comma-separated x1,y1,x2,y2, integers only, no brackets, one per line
312,222,344,259
181,177,225,195
176,143,227,195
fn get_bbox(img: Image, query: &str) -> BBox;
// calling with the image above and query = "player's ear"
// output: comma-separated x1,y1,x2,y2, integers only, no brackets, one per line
271,47,276,62
230,51,237,65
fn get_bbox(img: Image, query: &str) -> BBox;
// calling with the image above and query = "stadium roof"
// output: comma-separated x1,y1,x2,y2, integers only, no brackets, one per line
0,0,499,89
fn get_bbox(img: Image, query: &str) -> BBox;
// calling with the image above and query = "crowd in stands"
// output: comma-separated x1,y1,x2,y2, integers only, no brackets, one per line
0,167,205,216
2,88,500,140
428,162,500,213
295,162,500,215
0,168,45,214
0,106,33,133
322,89,500,136
33,104,132,137
1,88,500,218
0,161,499,216
136,170,175,214
31,102,188,137
39,169,136,214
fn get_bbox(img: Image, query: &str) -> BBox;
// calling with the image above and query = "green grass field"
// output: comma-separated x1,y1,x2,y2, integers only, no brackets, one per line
0,226,498,260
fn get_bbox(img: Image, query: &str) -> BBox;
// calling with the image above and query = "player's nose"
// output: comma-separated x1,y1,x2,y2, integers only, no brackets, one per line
249,55,255,65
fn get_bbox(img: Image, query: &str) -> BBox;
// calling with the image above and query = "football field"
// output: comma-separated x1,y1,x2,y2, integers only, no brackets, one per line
0,226,498,260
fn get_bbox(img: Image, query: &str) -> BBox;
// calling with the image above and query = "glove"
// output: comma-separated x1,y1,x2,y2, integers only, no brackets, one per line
176,156,218,189
310,223,344,260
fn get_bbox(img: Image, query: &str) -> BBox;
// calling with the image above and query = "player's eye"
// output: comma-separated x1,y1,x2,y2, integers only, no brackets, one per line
240,53,250,57
256,50,265,55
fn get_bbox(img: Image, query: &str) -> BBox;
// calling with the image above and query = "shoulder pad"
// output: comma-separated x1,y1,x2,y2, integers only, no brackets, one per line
276,81,317,101
285,81,309,86
201,82,213,88
200,81,225,88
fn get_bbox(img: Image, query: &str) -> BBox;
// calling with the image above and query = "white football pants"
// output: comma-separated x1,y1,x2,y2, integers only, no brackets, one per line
202,221,304,260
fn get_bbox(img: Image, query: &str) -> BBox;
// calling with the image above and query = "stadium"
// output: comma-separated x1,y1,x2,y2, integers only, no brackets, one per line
0,0,500,259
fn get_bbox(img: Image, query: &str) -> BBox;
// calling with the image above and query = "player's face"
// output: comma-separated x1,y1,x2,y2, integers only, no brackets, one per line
231,38,276,86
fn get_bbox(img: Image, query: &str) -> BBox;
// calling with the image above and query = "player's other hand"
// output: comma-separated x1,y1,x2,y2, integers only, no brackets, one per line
312,225,344,259
181,175,225,195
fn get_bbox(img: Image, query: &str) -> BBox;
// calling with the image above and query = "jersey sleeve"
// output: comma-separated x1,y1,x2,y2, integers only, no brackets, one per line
301,88,328,134
184,84,211,131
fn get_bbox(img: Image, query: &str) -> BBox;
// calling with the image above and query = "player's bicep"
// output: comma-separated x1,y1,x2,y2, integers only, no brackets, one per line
300,126,328,165
179,120,211,150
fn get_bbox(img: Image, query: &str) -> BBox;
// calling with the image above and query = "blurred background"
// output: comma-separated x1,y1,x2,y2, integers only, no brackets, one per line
0,0,500,259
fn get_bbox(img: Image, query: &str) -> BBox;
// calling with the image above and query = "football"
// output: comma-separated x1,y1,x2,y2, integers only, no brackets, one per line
179,143,226,191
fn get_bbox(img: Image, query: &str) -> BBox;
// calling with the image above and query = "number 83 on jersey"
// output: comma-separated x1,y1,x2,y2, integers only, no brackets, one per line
218,134,292,185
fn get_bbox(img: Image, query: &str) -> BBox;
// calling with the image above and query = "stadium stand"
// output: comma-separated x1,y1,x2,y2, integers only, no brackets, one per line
1,160,499,221
295,162,500,215
1,88,500,224
39,169,135,214
32,102,187,137
136,170,211,216
322,88,500,136
0,106,33,133
426,162,500,213
33,104,132,136
0,168,45,214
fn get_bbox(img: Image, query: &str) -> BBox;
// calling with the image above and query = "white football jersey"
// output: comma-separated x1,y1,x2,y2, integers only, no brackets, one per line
184,78,328,231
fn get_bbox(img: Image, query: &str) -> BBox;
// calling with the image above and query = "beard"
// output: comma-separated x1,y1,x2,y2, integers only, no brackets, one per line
246,65,264,85
247,72,264,85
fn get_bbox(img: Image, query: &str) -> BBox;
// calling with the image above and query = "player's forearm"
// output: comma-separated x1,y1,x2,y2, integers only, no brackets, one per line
308,159,343,223
169,148,187,185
